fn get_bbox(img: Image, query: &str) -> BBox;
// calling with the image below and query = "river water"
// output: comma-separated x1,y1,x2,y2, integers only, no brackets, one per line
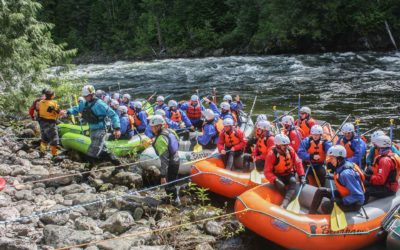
68,52,399,249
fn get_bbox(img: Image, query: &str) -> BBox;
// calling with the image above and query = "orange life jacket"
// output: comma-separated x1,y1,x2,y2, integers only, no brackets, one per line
187,103,202,120
256,136,272,156
38,100,59,120
170,110,182,123
223,129,241,148
215,119,224,133
334,163,365,197
307,138,326,164
127,106,134,116
132,111,141,127
339,138,354,158
128,115,135,129
372,153,400,186
300,118,312,136
272,147,295,176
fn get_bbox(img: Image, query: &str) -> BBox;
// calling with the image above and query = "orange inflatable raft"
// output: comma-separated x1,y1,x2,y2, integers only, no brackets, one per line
235,183,400,250
191,157,268,198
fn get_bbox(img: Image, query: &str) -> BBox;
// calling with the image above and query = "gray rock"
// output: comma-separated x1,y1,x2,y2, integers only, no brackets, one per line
0,194,12,208
56,184,87,196
100,211,134,234
195,242,214,250
123,225,153,244
96,240,132,250
43,225,102,248
19,129,36,138
0,206,20,221
32,187,46,195
204,221,223,236
15,190,34,201
214,237,246,250
28,166,49,177
40,205,70,225
75,217,98,231
111,172,142,188
0,164,12,176
13,158,32,168
0,237,37,250
85,246,99,250
175,232,215,249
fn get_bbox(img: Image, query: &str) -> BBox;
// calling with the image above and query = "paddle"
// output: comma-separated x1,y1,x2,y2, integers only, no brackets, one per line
249,156,262,184
242,95,257,137
329,177,347,231
330,114,351,143
193,131,203,153
297,94,301,125
355,118,362,168
361,127,378,137
287,165,312,213
212,87,217,104
390,118,394,144
68,96,76,125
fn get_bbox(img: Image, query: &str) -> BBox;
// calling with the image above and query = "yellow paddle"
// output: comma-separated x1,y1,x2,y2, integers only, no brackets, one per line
193,131,203,153
310,164,321,187
287,165,311,213
249,168,262,184
68,97,76,125
329,178,347,231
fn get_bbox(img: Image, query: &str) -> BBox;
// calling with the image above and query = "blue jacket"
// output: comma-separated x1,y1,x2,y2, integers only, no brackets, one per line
119,114,134,137
155,103,168,112
179,102,205,124
145,117,179,138
336,161,365,205
366,145,400,166
230,101,243,111
166,109,192,127
209,102,234,120
135,109,148,132
336,136,367,168
298,137,332,163
68,98,120,130
198,120,218,146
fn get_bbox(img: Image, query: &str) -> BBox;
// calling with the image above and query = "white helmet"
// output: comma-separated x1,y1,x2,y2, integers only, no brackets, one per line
371,130,386,144
300,106,311,115
103,95,111,103
203,109,215,121
256,114,267,123
122,94,131,100
223,118,234,126
342,123,355,133
110,99,119,106
118,106,128,114
375,135,391,148
191,95,199,101
310,125,323,135
95,89,105,98
223,95,233,102
281,115,294,126
133,101,142,109
81,85,96,96
220,102,230,111
155,109,166,116
112,93,120,99
149,115,165,126
327,145,347,158
157,96,165,102
168,100,178,108
78,96,85,102
274,134,290,145
256,120,272,131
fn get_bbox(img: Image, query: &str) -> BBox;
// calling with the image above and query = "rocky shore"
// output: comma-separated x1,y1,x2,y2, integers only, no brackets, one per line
0,118,248,250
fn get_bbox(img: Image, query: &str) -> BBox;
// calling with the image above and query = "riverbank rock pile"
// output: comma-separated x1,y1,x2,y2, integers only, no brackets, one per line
0,118,246,250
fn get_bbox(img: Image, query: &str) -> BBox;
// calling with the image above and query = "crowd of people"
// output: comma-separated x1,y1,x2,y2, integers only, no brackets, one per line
29,84,400,212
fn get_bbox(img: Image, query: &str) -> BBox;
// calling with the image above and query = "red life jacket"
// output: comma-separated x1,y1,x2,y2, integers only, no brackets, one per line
334,163,365,197
223,129,241,148
132,111,141,127
307,138,326,164
170,110,182,123
339,138,354,158
372,153,400,191
272,147,296,176
187,102,202,120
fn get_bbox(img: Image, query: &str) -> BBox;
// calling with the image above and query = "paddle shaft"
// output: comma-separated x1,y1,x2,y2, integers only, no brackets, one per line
298,94,301,124
390,119,394,144
242,95,257,134
271,106,298,124
330,114,351,143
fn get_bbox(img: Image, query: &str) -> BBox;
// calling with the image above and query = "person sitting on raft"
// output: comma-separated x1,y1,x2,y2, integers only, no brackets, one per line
217,118,247,171
178,95,205,130
309,145,365,214
366,130,400,167
280,115,303,152
155,95,169,112
294,106,316,137
223,94,243,113
113,106,134,140
364,135,400,202
197,109,219,150
145,109,179,139
336,122,367,169
131,101,148,134
166,100,194,131
298,125,332,186
264,134,305,209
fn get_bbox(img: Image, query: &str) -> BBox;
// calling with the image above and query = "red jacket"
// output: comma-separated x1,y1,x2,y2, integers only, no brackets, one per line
217,128,247,152
371,151,399,192
264,146,305,183
288,128,302,152
28,98,42,120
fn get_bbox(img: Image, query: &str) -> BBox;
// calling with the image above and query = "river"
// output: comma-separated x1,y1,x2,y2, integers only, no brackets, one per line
69,51,399,249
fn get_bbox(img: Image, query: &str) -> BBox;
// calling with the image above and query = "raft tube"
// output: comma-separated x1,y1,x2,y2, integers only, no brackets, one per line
235,184,400,250
190,157,267,198
0,177,5,191
61,132,151,157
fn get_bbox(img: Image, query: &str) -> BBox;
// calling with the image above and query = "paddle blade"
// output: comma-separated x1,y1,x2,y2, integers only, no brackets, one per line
250,169,262,184
330,202,348,231
193,143,203,153
287,198,301,213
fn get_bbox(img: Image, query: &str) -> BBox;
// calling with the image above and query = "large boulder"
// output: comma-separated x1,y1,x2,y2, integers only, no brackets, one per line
40,204,70,225
56,184,88,196
100,211,134,234
43,225,102,248
0,206,20,221
111,172,142,188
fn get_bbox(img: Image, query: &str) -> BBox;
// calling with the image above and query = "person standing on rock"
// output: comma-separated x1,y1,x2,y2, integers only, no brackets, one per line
63,85,121,166
148,115,180,202
37,89,63,157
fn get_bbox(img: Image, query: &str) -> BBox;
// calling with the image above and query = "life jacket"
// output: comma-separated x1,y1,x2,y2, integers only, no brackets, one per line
372,153,400,188
339,137,355,158
128,115,135,130
215,119,224,133
272,147,296,176
169,110,182,123
256,135,272,156
223,129,241,148
127,106,134,116
299,118,312,136
82,98,102,123
307,137,326,164
38,99,59,121
186,102,202,120
132,110,142,127
153,128,179,156
122,114,133,134
334,162,365,198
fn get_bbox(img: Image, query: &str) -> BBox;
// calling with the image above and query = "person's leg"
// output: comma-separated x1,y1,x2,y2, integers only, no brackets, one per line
281,174,297,208
165,158,180,201
47,122,59,157
310,187,331,214
225,151,235,170
365,185,395,203
255,159,265,172
314,165,326,187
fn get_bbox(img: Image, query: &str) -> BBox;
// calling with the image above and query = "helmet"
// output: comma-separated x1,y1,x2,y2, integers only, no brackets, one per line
342,123,355,133
78,97,85,102
122,94,131,100
327,145,347,158
220,102,230,111
375,135,391,148
223,118,234,126
256,120,272,131
300,106,311,115
112,93,120,99
149,115,165,126
103,95,111,103
157,96,165,102
155,109,166,116
223,95,233,102
203,109,215,121
281,115,294,126
310,125,323,135
191,95,199,102
95,90,105,98
133,101,142,109
371,130,386,144
274,134,290,145
256,114,267,123
168,100,178,108
118,106,128,114
81,85,96,96
110,99,119,106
